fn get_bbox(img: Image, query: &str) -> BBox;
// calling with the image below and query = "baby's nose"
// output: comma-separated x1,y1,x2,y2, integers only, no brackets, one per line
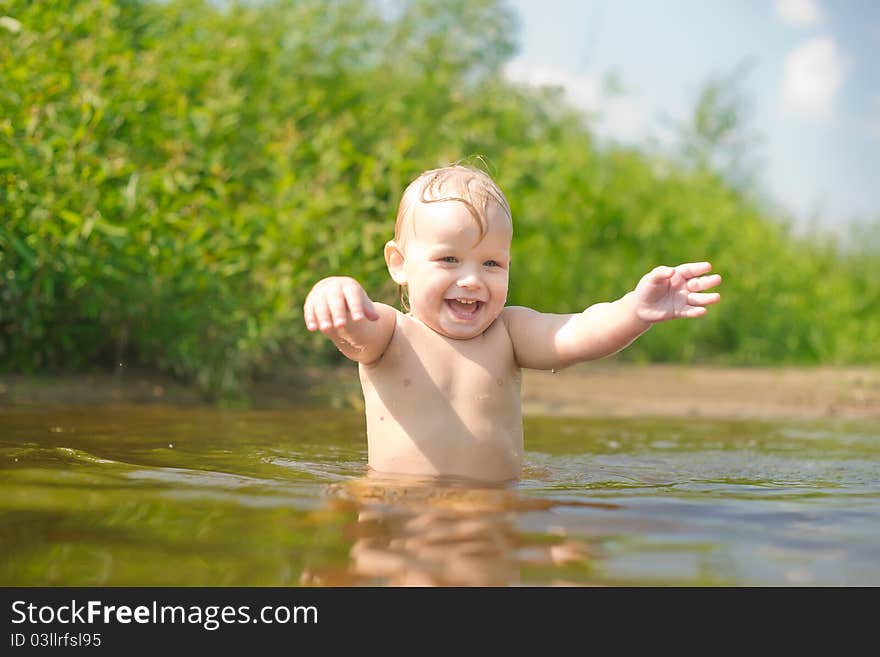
457,273,481,289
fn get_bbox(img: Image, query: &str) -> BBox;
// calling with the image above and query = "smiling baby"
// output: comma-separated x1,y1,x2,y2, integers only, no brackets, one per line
303,165,721,481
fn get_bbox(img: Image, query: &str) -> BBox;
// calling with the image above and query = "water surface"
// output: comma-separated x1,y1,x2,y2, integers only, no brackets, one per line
1,405,878,586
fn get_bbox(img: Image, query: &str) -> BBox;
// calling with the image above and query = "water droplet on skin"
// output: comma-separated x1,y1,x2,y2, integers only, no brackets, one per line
551,368,557,374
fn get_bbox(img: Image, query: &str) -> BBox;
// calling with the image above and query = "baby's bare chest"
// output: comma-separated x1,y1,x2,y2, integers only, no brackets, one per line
360,320,521,407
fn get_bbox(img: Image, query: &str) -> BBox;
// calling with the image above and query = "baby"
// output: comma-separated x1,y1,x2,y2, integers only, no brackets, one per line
304,165,721,482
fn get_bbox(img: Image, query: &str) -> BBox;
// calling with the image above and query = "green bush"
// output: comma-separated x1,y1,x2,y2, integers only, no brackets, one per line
1,0,877,396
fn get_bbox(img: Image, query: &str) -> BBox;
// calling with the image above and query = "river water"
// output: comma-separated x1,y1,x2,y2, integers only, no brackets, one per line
2,405,878,586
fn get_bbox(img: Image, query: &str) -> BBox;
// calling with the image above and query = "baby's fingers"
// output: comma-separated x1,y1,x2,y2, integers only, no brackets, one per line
649,265,675,281
686,273,722,292
304,300,318,331
687,292,721,307
675,262,713,279
679,306,708,318
327,290,349,328
310,297,334,332
362,297,379,321
342,283,378,322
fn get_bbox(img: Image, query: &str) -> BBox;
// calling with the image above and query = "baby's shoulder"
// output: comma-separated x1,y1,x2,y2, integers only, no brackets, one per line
358,309,419,367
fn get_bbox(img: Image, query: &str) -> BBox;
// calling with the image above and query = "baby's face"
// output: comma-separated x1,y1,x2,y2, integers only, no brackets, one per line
398,200,511,340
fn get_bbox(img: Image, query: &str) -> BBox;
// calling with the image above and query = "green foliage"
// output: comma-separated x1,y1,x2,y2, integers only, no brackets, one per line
2,0,878,395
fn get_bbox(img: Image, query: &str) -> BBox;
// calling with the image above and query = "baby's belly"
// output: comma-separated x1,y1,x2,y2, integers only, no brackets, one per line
364,394,524,482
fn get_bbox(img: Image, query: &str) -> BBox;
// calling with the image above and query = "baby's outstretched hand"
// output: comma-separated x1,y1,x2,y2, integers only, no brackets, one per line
632,262,721,323
304,276,380,334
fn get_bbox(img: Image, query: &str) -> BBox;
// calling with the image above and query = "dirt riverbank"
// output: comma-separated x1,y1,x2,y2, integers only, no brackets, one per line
519,364,880,420
2,364,879,421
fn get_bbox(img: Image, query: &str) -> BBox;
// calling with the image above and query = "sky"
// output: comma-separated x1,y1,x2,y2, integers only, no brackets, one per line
504,0,880,231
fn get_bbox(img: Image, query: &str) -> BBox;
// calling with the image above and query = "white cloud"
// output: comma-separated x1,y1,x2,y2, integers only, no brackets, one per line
504,60,602,111
775,0,824,27
599,97,648,143
503,59,647,142
781,36,848,119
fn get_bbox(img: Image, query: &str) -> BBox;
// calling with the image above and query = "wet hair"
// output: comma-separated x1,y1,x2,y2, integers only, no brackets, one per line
393,164,512,244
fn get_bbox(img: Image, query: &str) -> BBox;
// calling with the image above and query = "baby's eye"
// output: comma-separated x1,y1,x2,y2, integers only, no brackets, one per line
484,260,501,268
438,256,458,263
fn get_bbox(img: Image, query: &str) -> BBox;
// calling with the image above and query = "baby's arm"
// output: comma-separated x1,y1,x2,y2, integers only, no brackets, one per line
303,276,396,365
503,262,721,370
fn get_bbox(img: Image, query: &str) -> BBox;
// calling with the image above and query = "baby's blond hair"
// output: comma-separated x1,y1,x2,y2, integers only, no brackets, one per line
394,165,512,244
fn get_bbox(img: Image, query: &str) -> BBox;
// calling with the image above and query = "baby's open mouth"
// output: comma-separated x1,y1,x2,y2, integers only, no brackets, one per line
446,298,483,320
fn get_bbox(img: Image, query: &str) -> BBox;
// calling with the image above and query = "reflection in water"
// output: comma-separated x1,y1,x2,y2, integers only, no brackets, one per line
301,472,599,586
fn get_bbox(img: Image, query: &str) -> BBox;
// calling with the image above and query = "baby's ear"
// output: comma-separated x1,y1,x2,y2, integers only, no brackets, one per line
384,240,407,285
